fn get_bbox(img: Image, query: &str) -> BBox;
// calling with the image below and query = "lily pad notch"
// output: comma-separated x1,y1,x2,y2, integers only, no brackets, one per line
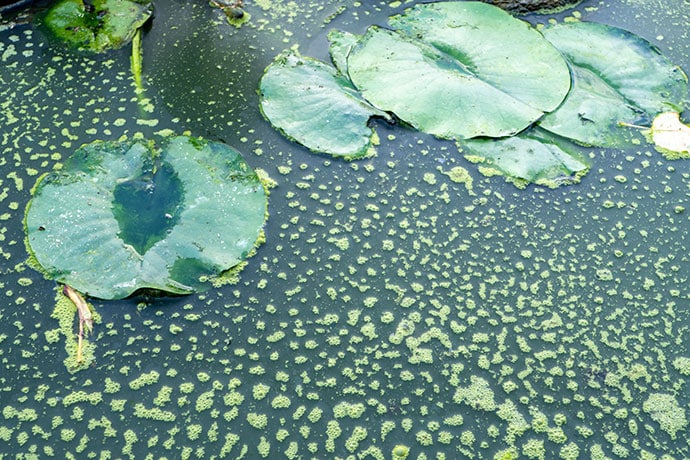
259,1,688,187
25,136,269,300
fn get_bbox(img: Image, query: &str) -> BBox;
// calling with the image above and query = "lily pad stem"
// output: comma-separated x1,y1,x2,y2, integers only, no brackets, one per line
62,285,94,364
618,121,650,130
131,27,144,93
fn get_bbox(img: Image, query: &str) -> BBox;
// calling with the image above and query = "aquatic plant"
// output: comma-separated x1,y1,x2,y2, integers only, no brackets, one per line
259,1,688,187
1,0,689,459
25,136,268,300
40,0,153,52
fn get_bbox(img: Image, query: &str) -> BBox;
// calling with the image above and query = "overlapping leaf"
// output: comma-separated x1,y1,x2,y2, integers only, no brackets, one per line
539,22,688,146
259,49,389,159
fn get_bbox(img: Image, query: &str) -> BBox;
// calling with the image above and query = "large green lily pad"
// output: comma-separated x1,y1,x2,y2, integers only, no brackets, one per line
388,1,571,115
345,2,570,140
25,136,267,299
41,0,153,52
347,27,535,140
539,22,688,146
259,49,389,159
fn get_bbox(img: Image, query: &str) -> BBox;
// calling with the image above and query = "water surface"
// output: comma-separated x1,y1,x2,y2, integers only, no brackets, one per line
0,0,688,458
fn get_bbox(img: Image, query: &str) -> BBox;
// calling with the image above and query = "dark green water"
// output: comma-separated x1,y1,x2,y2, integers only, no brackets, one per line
0,0,688,459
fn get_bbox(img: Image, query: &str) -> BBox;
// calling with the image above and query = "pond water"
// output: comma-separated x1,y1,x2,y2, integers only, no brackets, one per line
1,0,689,459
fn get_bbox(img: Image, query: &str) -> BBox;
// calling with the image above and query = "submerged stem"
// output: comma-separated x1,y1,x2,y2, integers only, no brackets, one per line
131,27,143,92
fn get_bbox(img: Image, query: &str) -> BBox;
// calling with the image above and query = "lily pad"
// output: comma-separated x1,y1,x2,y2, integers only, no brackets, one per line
539,22,688,146
346,3,571,139
25,136,267,299
259,49,389,159
347,27,545,140
41,0,153,52
462,129,589,188
388,2,571,115
344,1,570,140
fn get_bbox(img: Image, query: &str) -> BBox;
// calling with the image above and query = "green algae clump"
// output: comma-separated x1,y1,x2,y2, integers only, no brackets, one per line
443,166,475,195
392,444,409,459
453,376,497,411
672,357,690,375
642,393,687,439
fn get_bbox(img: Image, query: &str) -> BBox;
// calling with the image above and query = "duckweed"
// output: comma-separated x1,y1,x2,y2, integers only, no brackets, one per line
1,0,689,459
642,393,687,439
270,394,291,409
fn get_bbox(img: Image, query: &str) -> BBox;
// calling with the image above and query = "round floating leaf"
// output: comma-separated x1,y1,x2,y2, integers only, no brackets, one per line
540,22,689,146
25,136,267,299
347,26,555,140
259,49,389,159
41,0,152,52
462,128,589,188
388,1,571,114
347,27,556,139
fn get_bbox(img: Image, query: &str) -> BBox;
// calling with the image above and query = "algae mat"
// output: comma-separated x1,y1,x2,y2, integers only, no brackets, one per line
0,0,689,458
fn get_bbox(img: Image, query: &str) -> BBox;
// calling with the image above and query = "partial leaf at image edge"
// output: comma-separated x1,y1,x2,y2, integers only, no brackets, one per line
41,0,153,53
259,49,389,159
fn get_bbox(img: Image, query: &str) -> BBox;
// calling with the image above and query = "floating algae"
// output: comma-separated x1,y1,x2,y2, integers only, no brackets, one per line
1,0,690,459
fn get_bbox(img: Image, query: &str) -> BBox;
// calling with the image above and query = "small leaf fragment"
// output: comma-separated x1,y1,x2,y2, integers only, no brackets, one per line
650,112,690,158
